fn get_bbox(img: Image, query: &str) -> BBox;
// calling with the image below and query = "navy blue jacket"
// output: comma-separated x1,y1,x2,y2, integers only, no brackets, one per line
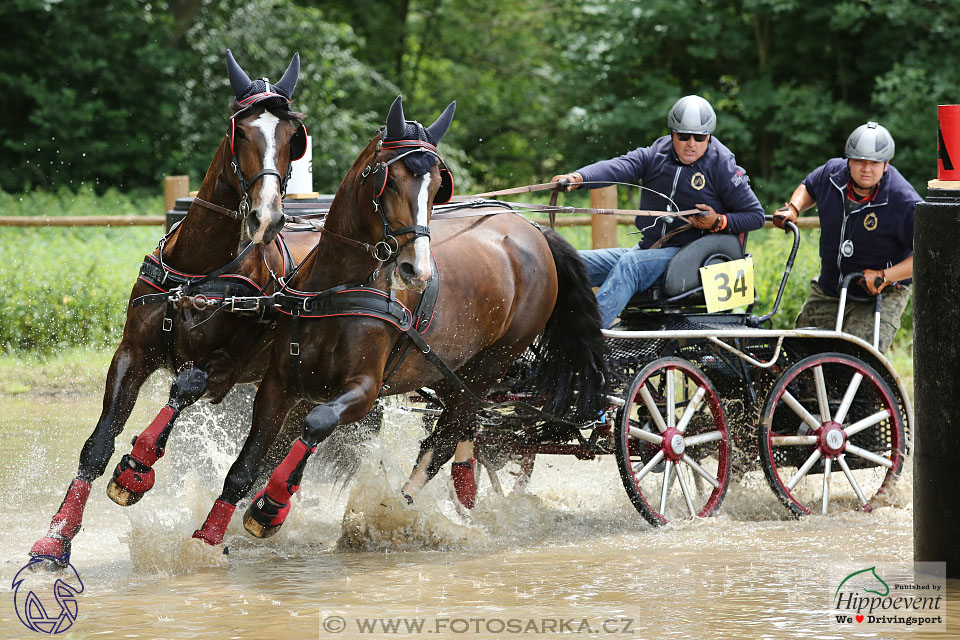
802,158,920,296
576,136,765,249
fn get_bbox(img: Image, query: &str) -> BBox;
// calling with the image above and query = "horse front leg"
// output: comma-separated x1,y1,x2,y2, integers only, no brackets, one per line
241,378,379,539
106,368,209,506
30,343,156,565
192,372,301,545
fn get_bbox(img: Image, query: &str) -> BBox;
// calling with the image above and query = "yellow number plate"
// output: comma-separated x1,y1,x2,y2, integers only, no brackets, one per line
699,257,754,313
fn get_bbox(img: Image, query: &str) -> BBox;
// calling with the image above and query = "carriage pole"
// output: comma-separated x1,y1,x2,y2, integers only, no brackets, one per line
913,105,960,578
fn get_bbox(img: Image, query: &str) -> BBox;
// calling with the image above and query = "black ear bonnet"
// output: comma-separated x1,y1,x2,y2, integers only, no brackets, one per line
375,96,456,205
226,49,307,162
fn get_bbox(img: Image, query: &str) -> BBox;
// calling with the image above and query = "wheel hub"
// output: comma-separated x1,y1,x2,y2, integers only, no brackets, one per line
818,421,846,456
662,428,685,461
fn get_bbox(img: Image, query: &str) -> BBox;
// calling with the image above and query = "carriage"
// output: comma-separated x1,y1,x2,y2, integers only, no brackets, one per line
416,203,910,524
30,65,911,567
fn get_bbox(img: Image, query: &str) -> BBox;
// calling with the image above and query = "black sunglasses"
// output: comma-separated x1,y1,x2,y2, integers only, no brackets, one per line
674,132,709,142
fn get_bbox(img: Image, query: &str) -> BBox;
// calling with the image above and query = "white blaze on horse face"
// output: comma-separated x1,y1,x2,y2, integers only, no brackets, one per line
248,111,283,244
412,172,432,280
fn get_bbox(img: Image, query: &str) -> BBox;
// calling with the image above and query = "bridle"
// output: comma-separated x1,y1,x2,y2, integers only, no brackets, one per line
194,109,307,221
359,135,448,263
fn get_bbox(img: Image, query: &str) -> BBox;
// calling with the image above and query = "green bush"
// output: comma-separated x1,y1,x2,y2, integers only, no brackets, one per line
0,187,162,352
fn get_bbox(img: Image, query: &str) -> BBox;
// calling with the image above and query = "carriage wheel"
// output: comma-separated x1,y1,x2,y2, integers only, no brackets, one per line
614,357,731,526
758,353,905,517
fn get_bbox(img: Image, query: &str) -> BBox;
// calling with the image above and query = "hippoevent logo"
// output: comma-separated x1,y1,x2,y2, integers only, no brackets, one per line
11,555,84,634
832,562,945,631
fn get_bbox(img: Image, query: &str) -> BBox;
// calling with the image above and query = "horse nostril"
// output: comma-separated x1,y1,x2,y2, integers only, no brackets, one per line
398,261,416,280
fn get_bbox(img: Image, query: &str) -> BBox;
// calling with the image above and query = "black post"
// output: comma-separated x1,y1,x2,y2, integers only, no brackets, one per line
913,187,960,578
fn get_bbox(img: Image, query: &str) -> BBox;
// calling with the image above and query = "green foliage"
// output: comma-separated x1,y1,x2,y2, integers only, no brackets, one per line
0,188,161,351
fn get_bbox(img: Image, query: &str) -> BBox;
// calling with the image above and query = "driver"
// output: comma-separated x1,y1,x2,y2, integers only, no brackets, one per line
552,95,765,328
773,122,921,353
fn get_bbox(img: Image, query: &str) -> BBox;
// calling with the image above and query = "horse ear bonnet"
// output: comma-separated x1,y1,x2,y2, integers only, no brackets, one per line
382,97,456,204
226,49,307,161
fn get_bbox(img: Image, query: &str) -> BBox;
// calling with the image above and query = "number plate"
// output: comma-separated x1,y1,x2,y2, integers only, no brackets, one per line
699,257,754,313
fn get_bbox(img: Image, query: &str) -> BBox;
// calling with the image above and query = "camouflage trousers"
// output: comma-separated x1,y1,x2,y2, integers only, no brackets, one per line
794,280,911,354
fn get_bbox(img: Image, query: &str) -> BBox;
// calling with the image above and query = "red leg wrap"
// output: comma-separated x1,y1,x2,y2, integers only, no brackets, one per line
112,404,179,494
30,478,92,558
192,499,236,545
131,405,178,467
264,439,315,505
451,458,477,509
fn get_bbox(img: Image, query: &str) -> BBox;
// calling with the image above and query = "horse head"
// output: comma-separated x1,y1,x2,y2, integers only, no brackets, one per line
225,49,307,246
360,96,456,292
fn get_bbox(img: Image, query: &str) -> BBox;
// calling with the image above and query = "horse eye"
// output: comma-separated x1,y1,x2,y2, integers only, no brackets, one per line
386,177,399,192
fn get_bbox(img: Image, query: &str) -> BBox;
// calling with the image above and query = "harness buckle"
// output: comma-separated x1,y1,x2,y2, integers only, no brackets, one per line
162,317,174,332
361,165,372,178
290,342,300,356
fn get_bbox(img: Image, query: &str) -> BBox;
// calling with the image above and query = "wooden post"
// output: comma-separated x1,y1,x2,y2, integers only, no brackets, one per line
164,175,190,213
590,185,618,249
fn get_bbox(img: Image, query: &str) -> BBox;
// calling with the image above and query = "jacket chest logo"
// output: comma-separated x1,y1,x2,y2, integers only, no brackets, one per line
691,172,706,190
864,212,878,231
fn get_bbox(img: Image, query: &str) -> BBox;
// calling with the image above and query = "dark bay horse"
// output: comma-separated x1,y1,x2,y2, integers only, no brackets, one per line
183,96,608,541
30,50,314,566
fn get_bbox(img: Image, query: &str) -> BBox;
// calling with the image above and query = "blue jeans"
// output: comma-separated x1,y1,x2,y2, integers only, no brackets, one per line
580,246,680,328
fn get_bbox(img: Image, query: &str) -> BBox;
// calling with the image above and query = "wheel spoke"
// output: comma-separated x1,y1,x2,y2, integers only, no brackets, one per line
659,461,673,516
681,453,720,489
628,425,663,445
639,385,668,434
813,365,832,422
844,442,894,469
787,448,822,490
674,462,697,517
782,390,823,431
833,373,864,425
666,370,676,429
675,386,707,434
684,431,724,447
632,449,665,482
771,435,819,446
844,409,891,437
836,455,869,506
821,457,832,515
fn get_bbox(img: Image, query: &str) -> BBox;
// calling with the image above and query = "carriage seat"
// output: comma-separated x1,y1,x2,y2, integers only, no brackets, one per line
625,234,746,310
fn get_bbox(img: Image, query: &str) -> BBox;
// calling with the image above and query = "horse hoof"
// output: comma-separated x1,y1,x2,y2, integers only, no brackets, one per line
106,478,145,506
28,554,70,572
242,491,289,539
242,512,283,539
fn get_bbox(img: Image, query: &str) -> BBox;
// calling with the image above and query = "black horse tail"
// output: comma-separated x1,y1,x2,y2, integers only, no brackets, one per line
530,229,608,420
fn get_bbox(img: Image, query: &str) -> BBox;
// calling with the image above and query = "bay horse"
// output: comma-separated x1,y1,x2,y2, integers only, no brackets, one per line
184,96,608,541
29,50,314,567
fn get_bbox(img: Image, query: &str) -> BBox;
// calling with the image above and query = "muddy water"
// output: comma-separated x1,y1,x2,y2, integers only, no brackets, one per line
1,383,955,639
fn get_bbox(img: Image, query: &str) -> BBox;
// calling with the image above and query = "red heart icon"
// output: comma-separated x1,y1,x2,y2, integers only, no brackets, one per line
856,615,864,623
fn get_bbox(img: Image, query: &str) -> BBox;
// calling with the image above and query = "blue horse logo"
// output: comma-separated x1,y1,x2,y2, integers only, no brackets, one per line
11,554,84,634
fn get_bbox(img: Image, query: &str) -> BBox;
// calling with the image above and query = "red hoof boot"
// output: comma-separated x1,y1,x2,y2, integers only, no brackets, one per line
107,454,155,506
192,499,237,545
243,488,290,539
30,534,71,561
451,458,477,509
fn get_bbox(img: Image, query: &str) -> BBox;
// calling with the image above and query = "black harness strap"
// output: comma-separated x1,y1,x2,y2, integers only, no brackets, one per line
380,255,441,392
